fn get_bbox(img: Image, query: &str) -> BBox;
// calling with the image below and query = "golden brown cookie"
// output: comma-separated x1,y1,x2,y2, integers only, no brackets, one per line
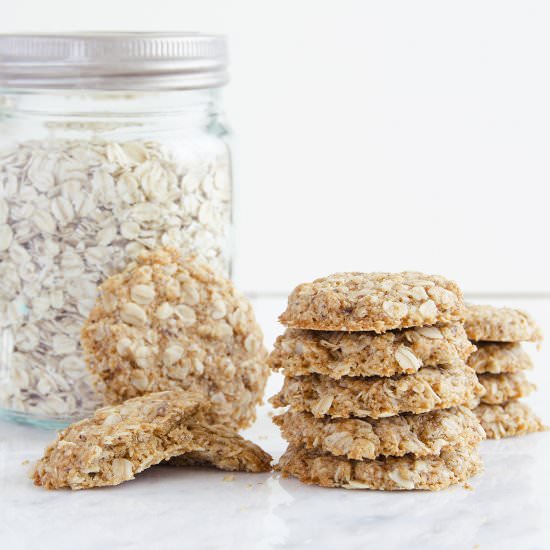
474,401,547,439
464,304,542,343
269,324,474,379
274,407,485,460
82,247,269,429
467,342,532,374
270,363,484,419
167,422,272,472
279,272,464,332
32,391,271,490
276,444,482,490
478,372,536,405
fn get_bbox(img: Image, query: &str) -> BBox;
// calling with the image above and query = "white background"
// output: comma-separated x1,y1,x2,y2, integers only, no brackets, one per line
2,0,550,296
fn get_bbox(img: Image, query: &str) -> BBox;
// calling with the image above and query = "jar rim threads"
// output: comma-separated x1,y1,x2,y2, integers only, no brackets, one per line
0,32,229,91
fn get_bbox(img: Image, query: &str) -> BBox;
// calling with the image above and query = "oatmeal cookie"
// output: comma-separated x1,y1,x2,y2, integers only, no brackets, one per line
167,422,273,472
81,247,269,429
32,391,271,490
478,372,536,405
464,304,542,343
276,444,482,490
270,363,484,419
269,324,474,379
274,407,485,460
279,272,464,332
467,342,532,374
474,401,547,439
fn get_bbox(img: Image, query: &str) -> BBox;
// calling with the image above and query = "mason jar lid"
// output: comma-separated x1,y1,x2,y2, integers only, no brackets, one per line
0,32,228,90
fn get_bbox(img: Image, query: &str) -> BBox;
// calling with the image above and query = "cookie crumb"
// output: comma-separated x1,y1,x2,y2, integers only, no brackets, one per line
223,474,235,482
21,459,29,466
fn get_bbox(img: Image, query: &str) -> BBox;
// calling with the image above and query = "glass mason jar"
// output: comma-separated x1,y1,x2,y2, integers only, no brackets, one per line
0,33,232,427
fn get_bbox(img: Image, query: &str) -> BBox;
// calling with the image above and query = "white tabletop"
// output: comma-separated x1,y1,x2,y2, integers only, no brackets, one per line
1,296,549,550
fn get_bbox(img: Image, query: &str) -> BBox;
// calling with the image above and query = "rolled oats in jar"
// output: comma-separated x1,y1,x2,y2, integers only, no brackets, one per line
0,33,232,427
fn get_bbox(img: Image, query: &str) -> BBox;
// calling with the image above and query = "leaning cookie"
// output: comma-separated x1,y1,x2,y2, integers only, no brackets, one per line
32,391,271,490
464,304,542,343
269,324,474,379
274,407,485,461
478,372,536,405
270,363,484,420
467,342,533,374
279,272,464,332
81,247,269,430
276,444,482,490
474,401,547,439
166,423,272,472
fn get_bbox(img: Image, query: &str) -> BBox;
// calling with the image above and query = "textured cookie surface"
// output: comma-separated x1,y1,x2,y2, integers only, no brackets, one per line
270,363,484,419
32,391,271,490
274,407,485,460
464,304,542,343
279,272,464,332
474,401,547,439
82,247,269,429
277,444,482,490
269,324,474,379
478,372,535,405
467,342,532,375
167,423,272,472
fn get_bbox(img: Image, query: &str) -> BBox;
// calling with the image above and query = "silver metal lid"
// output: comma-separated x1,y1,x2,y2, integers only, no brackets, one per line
0,32,228,90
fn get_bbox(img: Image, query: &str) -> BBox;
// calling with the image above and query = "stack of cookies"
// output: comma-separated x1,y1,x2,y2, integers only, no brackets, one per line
269,272,486,490
464,304,547,439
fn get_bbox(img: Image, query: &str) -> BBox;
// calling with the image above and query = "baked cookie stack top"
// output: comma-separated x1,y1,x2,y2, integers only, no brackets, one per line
464,305,547,439
269,272,486,490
